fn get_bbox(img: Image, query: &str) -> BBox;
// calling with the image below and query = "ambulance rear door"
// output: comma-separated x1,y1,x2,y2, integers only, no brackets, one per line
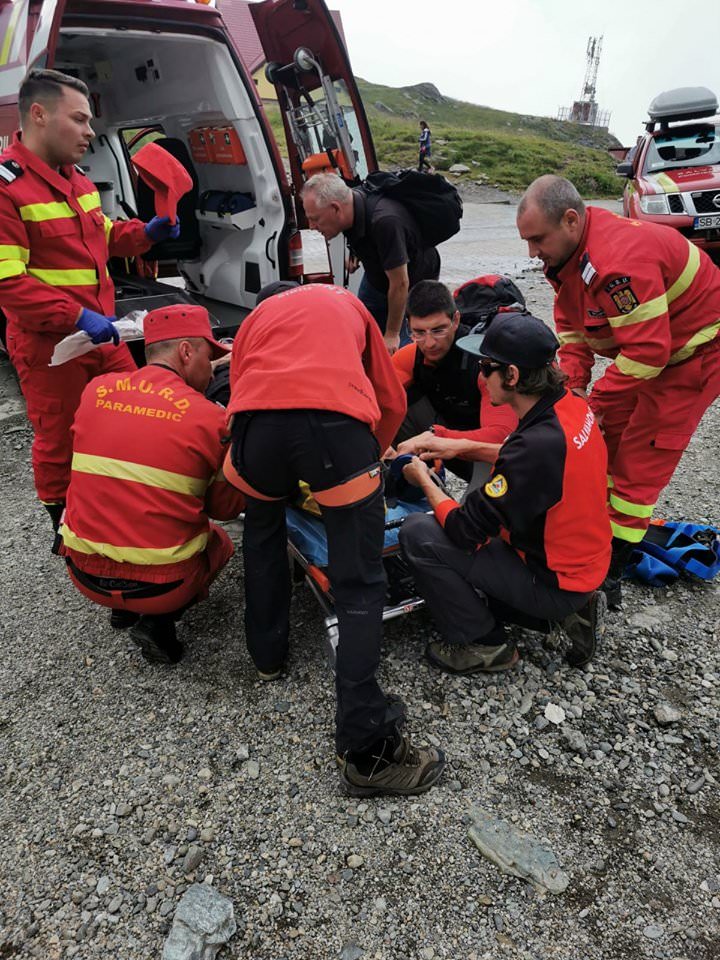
0,0,68,144
250,0,377,221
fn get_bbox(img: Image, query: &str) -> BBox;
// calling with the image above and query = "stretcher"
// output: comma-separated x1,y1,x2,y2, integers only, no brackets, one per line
286,497,430,668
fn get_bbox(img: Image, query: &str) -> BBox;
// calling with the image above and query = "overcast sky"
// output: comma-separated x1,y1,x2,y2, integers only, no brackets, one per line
326,0,719,146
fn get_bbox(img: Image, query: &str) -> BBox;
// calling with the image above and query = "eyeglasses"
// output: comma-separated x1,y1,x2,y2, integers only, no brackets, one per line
408,323,453,342
479,360,505,377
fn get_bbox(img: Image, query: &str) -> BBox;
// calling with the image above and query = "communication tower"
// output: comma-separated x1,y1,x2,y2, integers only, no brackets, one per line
558,35,610,128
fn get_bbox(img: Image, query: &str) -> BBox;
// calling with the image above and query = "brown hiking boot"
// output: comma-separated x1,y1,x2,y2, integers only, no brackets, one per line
425,638,519,675
339,734,445,797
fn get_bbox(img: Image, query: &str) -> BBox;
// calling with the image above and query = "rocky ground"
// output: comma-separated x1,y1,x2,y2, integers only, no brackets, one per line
0,231,719,959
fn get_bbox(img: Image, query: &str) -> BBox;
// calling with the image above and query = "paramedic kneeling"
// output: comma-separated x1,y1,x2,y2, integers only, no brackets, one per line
399,311,612,673
226,282,445,797
59,305,244,664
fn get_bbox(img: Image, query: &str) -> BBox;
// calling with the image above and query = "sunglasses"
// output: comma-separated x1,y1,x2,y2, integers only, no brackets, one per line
478,359,505,377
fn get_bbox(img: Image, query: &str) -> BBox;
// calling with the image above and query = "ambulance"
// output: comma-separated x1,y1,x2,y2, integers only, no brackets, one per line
0,0,377,341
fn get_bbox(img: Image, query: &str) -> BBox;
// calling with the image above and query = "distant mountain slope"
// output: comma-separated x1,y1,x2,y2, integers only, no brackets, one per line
358,79,622,196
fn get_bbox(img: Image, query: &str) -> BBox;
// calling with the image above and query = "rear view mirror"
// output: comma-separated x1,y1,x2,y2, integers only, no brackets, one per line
616,161,634,177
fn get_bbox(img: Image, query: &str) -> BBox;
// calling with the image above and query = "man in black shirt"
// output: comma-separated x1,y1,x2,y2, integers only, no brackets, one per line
301,172,440,354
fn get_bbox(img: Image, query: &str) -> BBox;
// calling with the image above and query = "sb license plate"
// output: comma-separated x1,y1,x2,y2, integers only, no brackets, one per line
694,214,720,229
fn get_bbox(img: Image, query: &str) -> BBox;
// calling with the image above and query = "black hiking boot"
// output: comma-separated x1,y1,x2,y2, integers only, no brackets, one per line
130,615,183,664
563,590,607,668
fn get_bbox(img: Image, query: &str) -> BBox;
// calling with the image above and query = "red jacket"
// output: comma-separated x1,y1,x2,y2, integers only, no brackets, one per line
549,206,720,422
0,136,151,364
60,365,244,582
228,285,407,451
435,390,611,592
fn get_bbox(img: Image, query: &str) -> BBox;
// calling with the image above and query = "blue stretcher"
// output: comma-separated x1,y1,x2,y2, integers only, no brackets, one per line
286,499,430,666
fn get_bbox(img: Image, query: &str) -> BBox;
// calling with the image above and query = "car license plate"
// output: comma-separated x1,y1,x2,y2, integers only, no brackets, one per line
694,214,720,229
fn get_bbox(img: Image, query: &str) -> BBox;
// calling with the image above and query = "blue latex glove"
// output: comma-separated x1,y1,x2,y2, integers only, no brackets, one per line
76,308,120,346
145,216,181,242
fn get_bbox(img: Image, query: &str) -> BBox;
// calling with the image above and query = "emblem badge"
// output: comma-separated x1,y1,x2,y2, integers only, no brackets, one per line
484,474,508,498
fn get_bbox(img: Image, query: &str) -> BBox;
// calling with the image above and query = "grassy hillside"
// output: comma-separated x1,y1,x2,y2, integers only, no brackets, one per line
266,78,621,197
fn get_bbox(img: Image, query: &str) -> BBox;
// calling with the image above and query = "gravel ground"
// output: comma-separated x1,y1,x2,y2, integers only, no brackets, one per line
1,243,719,960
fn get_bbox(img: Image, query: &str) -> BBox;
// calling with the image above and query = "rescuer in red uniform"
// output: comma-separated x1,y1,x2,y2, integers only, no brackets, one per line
517,175,720,604
399,312,611,672
225,281,446,797
59,305,244,664
0,69,179,529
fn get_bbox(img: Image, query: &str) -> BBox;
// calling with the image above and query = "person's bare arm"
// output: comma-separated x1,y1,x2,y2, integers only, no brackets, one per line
384,263,410,353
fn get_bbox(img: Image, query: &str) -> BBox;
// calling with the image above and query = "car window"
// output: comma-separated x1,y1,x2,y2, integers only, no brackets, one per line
644,124,720,173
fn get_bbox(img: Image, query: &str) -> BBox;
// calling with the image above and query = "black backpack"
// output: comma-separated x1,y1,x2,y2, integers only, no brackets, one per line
452,274,526,326
357,169,463,248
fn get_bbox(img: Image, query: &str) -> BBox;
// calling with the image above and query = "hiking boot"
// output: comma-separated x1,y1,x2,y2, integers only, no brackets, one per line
602,577,622,610
339,732,445,797
110,610,140,630
130,615,183,665
563,591,607,668
425,638,519,675
256,665,283,682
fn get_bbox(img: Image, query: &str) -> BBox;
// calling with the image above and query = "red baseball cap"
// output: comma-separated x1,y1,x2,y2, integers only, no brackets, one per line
132,142,193,224
143,304,231,360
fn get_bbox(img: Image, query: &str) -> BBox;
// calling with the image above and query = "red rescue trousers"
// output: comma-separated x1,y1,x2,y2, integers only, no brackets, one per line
601,341,720,544
11,341,136,504
66,524,234,616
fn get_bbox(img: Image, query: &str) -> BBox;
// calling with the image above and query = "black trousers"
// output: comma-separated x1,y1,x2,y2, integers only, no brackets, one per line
231,410,403,754
399,513,590,644
394,394,475,482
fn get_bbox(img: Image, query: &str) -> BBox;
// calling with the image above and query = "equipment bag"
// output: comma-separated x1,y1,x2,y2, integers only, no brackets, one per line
198,190,255,217
357,169,463,247
453,275,526,326
625,520,720,585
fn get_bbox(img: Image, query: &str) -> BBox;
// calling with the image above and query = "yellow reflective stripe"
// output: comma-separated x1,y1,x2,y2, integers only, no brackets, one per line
609,492,656,518
0,0,24,66
585,335,616,350
608,292,668,329
72,452,208,497
103,215,113,243
27,267,98,286
0,259,26,279
60,524,208,565
610,521,648,543
78,191,101,212
667,242,700,304
614,353,664,380
557,331,584,345
0,244,29,263
19,201,76,222
668,318,720,365
607,475,615,489
652,172,679,193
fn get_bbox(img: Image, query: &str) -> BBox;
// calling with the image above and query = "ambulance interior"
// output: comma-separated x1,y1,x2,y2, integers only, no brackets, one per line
53,27,290,329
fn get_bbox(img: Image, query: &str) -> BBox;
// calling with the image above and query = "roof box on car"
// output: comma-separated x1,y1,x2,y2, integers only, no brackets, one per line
648,87,718,125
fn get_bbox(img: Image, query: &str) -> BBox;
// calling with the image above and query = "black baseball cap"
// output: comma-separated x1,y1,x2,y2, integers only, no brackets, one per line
456,311,559,367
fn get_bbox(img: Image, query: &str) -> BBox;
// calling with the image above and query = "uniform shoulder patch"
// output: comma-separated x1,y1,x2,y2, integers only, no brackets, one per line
0,159,23,184
609,285,639,315
604,276,631,293
484,474,508,498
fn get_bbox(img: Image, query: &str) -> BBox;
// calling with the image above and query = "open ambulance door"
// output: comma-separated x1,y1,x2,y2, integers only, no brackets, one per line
250,0,377,229
0,0,67,142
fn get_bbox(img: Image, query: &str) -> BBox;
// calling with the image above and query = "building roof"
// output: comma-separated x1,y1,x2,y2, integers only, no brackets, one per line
217,0,346,73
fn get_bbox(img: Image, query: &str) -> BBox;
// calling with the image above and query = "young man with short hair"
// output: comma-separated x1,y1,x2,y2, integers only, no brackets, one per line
391,280,517,477
0,69,178,530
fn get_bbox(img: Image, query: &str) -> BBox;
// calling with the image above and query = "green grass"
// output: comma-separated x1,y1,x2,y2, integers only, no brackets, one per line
264,78,621,197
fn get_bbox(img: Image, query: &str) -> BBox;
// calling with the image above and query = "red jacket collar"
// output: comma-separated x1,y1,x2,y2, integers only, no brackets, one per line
9,132,85,197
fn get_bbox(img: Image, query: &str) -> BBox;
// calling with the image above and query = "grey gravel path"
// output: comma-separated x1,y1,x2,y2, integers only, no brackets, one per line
1,216,719,958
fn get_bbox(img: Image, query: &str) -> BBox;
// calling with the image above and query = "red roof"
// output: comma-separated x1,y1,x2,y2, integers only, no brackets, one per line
217,0,346,73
